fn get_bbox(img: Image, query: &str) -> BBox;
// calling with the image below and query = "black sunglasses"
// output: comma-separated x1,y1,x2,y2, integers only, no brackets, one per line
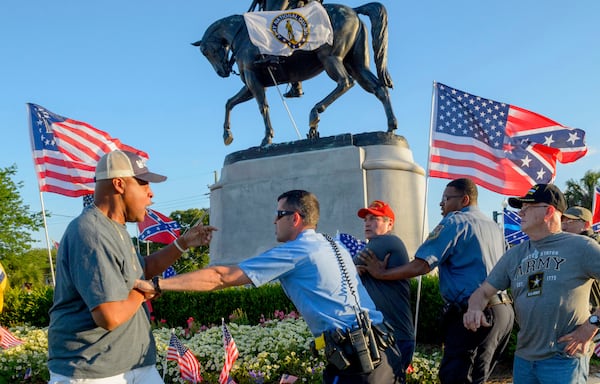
276,210,298,220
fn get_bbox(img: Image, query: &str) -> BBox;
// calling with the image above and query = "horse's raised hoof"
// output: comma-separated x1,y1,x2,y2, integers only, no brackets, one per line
224,131,234,146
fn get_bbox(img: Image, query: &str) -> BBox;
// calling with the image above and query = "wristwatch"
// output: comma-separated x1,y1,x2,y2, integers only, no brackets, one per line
589,314,600,327
152,276,162,295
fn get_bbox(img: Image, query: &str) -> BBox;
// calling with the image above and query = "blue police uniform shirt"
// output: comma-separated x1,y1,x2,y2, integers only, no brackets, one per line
239,229,384,336
415,206,504,305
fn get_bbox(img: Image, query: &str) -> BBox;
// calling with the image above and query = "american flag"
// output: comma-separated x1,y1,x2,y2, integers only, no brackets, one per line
595,341,600,358
336,233,366,257
429,83,587,195
0,327,24,349
219,320,239,384
138,209,181,244
592,186,600,233
163,266,177,279
167,333,202,383
27,103,148,197
503,208,528,245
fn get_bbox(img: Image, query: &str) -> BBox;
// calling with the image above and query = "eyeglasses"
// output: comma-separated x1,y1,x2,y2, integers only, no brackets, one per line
276,210,297,220
441,195,464,202
519,204,550,213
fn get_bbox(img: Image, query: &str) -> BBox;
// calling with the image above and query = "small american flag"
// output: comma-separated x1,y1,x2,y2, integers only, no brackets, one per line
0,327,24,349
279,374,298,383
163,266,177,279
594,341,600,358
219,320,239,384
337,233,366,257
27,103,148,197
167,333,202,383
429,83,587,196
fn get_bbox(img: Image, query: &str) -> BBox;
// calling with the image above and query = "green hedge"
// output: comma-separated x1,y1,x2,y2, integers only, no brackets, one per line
0,286,53,327
150,284,297,328
0,277,447,342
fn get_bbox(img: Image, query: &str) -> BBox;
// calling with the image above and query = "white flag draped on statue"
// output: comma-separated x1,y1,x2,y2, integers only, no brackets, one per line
244,1,333,56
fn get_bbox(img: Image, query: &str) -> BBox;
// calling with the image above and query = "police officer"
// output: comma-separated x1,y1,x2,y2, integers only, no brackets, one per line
136,190,403,383
358,178,515,384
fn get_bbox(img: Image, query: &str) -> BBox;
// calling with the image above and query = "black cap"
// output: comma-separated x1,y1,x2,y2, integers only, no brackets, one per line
508,184,566,213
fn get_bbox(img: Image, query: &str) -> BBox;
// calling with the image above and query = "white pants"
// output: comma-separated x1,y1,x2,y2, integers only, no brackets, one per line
48,365,163,384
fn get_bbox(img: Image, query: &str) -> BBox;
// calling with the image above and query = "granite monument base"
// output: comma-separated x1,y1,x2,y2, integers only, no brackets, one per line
209,132,427,265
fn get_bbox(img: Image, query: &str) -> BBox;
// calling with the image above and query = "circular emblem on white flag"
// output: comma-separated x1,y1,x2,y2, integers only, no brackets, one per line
270,12,309,49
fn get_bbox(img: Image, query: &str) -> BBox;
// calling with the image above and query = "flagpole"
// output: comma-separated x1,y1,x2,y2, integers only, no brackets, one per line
413,81,438,342
164,329,174,381
38,191,56,286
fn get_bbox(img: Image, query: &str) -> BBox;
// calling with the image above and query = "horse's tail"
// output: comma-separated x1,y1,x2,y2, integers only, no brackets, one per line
353,2,392,89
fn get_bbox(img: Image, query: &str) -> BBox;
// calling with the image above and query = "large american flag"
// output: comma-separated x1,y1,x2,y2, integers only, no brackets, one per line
167,333,202,383
429,83,587,195
219,320,239,384
27,103,148,197
137,209,181,244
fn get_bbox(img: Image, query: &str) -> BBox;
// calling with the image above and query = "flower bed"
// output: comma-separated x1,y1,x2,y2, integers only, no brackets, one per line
0,317,441,383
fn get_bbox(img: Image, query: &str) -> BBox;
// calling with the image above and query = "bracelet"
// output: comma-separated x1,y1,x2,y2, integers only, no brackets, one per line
152,276,162,294
173,238,188,253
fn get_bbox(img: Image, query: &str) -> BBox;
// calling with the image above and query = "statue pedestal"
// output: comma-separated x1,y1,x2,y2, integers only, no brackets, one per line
209,132,427,265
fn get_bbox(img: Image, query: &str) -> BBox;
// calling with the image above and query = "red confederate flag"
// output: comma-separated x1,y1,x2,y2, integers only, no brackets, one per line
137,209,181,244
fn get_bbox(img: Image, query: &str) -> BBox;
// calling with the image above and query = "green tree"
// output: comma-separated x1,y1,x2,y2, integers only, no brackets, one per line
137,208,211,274
563,170,600,209
0,164,44,261
2,248,54,287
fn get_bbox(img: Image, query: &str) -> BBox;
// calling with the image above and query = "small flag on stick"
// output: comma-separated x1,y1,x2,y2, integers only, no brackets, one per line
0,327,24,349
219,319,239,384
167,332,202,383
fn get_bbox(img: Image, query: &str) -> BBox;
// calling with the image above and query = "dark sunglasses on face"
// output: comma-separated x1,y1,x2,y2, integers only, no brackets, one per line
276,210,297,220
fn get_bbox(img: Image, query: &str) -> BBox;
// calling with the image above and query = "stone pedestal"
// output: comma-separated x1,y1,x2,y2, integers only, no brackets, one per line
209,132,427,265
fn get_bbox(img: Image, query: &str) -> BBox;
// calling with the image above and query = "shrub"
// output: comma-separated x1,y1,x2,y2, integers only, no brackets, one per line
0,287,53,327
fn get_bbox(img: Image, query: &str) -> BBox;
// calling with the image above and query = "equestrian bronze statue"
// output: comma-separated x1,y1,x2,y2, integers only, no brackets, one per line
193,2,397,146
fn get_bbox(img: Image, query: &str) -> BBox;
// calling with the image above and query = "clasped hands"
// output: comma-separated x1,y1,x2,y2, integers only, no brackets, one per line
134,279,157,297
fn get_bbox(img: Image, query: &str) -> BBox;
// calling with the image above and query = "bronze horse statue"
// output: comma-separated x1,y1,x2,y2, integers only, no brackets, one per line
193,2,397,146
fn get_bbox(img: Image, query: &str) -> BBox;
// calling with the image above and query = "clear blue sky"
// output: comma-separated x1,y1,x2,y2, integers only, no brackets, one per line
1,1,599,248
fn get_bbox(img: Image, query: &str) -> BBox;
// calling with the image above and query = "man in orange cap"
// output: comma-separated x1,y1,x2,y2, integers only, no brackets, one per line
355,200,414,383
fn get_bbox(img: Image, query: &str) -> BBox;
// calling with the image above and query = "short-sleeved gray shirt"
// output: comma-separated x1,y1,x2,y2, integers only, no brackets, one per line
487,232,600,360
48,206,156,378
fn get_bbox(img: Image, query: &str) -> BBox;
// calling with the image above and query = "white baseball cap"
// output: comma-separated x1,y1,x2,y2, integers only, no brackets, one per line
95,150,167,183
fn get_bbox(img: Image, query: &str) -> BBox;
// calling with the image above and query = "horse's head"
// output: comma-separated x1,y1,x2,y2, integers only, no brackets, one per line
193,17,242,78
192,38,232,78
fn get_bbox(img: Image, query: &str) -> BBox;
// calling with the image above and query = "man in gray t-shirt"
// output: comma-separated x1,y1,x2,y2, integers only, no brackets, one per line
48,150,215,383
465,183,600,384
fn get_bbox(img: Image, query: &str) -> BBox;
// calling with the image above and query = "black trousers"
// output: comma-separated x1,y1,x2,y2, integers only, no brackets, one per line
438,303,515,384
322,343,403,384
